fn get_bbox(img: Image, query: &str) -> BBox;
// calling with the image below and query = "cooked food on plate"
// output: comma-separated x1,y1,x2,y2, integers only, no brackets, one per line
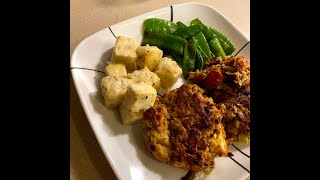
154,57,182,89
120,82,157,124
111,36,139,72
99,17,250,179
143,84,232,174
104,63,127,77
188,56,250,143
127,67,161,91
136,45,163,71
141,18,236,78
101,35,182,124
101,76,133,108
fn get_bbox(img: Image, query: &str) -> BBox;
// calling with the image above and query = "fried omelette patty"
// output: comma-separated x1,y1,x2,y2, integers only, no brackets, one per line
188,56,250,143
143,84,231,174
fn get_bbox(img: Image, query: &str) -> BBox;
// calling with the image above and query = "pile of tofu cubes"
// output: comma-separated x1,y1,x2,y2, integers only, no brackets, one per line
101,36,182,125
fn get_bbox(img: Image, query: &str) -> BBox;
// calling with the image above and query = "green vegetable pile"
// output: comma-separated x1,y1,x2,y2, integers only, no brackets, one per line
141,18,236,78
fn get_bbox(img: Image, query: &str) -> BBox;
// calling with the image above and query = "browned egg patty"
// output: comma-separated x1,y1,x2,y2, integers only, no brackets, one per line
143,84,232,174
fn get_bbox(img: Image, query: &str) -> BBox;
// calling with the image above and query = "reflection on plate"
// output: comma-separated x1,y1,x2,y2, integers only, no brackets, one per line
71,2,250,180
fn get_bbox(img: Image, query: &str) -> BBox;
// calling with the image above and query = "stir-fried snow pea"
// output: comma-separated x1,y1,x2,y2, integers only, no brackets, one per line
195,54,204,70
142,33,187,55
142,17,236,78
209,37,226,57
168,49,183,65
143,18,178,34
182,38,207,75
186,40,197,71
190,18,235,55
181,45,191,78
173,24,203,40
192,32,213,63
190,19,216,41
177,21,187,28
217,38,233,56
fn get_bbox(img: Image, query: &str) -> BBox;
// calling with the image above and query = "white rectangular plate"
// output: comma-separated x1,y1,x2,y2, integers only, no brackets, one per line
71,2,250,180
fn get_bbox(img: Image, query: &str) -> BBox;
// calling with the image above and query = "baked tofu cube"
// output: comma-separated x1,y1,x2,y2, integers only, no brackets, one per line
101,76,133,108
111,36,139,72
127,67,161,91
136,45,163,71
155,57,182,89
119,104,144,125
104,63,127,77
122,82,157,112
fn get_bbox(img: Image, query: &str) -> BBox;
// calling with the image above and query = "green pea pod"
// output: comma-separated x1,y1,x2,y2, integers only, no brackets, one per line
173,24,203,40
218,38,233,55
168,49,183,65
190,18,236,55
182,45,190,78
143,18,177,34
209,37,226,57
142,33,187,55
186,40,197,71
188,39,204,71
191,18,216,41
209,28,235,55
192,32,213,63
177,21,187,29
195,52,204,70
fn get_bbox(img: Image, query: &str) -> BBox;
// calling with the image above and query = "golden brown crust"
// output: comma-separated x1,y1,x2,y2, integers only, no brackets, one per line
143,84,230,174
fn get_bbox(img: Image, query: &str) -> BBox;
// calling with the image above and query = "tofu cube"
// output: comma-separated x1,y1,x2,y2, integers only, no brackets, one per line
101,76,133,108
104,63,127,77
119,104,144,125
122,82,157,112
111,36,139,72
155,57,182,89
136,45,163,71
127,67,161,91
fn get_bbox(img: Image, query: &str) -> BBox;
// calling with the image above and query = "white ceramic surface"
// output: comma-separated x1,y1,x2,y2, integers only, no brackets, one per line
71,2,250,180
